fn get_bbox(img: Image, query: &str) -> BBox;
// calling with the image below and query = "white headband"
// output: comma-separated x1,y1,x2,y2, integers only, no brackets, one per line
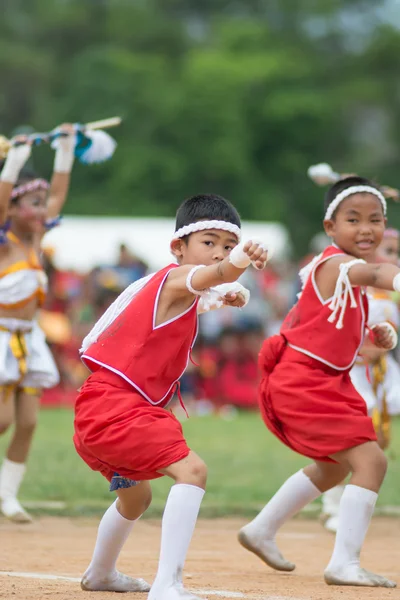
324,185,387,221
172,220,241,241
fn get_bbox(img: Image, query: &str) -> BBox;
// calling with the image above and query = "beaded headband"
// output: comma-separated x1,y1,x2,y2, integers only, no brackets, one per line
324,185,387,221
11,178,50,201
171,220,241,241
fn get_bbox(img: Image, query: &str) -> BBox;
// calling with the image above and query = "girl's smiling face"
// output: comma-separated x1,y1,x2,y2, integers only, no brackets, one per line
324,192,386,259
8,189,48,233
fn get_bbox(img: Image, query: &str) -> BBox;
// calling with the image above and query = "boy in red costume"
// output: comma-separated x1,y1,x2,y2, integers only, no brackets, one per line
239,177,399,588
74,194,268,599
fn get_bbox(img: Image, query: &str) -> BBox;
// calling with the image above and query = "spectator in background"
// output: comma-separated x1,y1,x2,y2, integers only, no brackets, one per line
195,324,263,413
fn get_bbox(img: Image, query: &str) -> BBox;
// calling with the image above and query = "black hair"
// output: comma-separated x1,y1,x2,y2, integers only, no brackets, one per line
324,176,381,218
175,193,241,232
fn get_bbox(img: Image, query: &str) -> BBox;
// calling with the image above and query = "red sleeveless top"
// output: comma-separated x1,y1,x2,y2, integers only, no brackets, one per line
82,264,199,407
281,246,368,370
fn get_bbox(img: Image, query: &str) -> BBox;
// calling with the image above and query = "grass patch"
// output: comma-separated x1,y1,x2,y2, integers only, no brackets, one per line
1,409,400,517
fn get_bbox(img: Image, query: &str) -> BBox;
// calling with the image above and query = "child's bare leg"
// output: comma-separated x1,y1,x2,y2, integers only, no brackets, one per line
0,389,39,523
81,481,152,593
148,450,207,600
238,462,349,571
325,441,396,588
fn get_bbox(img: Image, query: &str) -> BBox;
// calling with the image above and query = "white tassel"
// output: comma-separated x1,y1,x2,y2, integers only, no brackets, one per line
199,282,250,312
78,130,117,164
307,163,340,186
327,259,365,329
298,253,323,290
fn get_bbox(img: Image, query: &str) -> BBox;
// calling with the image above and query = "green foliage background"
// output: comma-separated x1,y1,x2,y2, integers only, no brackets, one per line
1,1,400,254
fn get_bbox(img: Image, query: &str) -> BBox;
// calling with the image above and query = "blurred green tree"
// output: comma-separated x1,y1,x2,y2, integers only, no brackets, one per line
0,0,399,255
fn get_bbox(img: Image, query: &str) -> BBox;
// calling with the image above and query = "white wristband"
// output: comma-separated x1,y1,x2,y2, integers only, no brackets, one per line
229,242,251,268
214,282,251,307
0,144,31,184
393,273,400,293
229,239,269,270
53,133,76,173
186,264,207,295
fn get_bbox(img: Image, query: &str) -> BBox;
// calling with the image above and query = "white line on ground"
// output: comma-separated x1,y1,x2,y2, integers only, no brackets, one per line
0,571,307,600
0,571,81,583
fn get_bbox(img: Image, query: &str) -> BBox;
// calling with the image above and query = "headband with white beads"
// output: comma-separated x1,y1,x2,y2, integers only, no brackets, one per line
172,220,241,241
11,178,50,200
324,185,387,221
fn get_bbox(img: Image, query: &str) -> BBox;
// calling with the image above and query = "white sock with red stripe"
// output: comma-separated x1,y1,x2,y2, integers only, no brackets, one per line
81,500,150,592
324,485,395,587
149,483,205,600
238,469,320,571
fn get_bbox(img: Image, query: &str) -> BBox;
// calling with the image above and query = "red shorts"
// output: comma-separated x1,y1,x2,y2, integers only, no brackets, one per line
73,368,190,482
258,336,377,462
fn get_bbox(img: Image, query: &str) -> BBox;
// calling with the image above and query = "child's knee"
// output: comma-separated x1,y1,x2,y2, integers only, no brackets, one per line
370,447,387,478
346,443,388,490
188,457,207,488
304,462,348,492
162,452,208,488
176,455,208,488
117,482,152,520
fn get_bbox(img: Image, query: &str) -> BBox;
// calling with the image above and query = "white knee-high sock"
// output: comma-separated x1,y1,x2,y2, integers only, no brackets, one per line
152,484,205,589
85,500,136,579
0,458,26,500
326,484,377,571
245,470,320,540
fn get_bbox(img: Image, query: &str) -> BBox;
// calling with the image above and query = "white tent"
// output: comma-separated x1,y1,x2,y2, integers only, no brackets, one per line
43,216,291,273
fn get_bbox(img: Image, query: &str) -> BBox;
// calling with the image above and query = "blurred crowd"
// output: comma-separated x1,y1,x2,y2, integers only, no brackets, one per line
40,244,298,412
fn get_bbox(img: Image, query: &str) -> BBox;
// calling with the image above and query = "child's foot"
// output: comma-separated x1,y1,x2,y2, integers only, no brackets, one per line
148,583,205,600
324,566,396,588
0,497,33,523
81,570,150,592
238,526,295,572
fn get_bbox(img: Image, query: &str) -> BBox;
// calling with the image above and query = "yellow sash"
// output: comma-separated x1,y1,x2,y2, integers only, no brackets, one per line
0,325,39,401
371,355,391,447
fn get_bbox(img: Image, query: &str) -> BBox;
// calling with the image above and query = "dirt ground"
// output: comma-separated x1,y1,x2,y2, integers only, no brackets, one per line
0,516,398,600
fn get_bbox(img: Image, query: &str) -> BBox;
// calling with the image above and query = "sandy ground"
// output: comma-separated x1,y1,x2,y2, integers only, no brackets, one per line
0,516,399,600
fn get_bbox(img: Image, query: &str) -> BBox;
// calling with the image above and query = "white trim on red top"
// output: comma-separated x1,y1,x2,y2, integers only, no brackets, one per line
82,266,199,406
82,311,198,406
288,285,366,370
310,254,335,306
152,268,197,330
291,247,367,370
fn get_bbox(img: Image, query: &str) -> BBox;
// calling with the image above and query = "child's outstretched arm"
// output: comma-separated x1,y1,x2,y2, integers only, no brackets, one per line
349,261,400,291
316,255,400,300
0,139,32,225
46,123,75,220
167,240,268,296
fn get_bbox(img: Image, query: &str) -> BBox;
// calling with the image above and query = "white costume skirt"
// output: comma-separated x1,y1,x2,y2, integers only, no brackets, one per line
350,354,400,416
0,317,59,389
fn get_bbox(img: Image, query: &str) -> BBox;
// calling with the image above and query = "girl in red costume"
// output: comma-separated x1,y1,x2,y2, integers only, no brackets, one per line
239,176,399,589
74,194,268,599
